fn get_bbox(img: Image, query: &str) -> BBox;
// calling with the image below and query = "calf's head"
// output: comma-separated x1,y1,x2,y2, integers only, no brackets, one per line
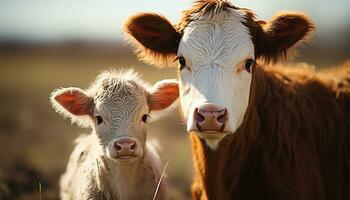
51,70,178,163
125,0,314,149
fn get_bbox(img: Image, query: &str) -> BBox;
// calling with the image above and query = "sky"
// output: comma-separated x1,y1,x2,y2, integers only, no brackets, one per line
0,0,349,42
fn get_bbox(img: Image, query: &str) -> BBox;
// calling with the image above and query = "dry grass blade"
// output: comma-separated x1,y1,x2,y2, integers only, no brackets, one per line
153,161,169,200
38,182,42,200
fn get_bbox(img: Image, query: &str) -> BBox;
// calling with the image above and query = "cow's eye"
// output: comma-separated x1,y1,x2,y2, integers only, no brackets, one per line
142,114,150,123
178,56,186,70
244,59,255,73
95,116,103,124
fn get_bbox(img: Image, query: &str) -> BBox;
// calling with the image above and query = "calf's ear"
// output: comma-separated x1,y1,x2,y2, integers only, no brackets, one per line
50,87,94,127
148,79,179,120
124,13,181,67
252,12,315,63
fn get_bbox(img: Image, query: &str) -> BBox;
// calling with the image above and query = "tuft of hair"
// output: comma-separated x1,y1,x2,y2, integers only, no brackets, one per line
50,87,93,128
87,68,150,100
205,138,222,150
177,0,237,33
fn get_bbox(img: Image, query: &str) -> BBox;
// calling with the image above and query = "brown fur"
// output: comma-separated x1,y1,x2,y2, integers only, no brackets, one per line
190,61,350,200
243,11,315,64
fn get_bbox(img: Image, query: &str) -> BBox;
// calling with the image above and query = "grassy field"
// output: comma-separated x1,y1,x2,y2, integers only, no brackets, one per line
0,40,348,200
0,42,192,199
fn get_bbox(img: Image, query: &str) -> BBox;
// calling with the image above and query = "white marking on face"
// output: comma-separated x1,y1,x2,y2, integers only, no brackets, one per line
178,9,254,149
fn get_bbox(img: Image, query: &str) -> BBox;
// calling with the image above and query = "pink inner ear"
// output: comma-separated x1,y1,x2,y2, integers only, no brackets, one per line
149,84,179,111
55,91,92,116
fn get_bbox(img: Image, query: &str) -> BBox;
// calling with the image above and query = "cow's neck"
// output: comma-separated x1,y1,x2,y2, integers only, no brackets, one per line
190,121,261,199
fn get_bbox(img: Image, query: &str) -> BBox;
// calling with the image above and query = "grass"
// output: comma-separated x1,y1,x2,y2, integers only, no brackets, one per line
153,161,170,200
38,182,42,200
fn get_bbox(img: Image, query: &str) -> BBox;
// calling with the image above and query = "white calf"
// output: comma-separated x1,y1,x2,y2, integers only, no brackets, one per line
50,70,179,200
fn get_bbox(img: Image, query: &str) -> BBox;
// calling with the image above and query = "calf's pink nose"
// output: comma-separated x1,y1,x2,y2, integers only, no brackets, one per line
114,138,136,157
194,103,227,132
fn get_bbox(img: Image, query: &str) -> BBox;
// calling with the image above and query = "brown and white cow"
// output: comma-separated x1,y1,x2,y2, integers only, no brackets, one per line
124,0,350,199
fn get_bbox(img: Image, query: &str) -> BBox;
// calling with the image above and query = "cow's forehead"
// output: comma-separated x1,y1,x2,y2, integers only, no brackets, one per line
87,70,150,114
179,8,254,67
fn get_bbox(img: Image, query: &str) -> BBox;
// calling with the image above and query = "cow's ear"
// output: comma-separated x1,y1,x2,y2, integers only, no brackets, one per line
50,87,94,127
148,79,179,121
124,13,181,67
252,12,314,64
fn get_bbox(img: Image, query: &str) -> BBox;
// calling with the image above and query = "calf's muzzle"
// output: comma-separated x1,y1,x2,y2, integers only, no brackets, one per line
114,137,137,158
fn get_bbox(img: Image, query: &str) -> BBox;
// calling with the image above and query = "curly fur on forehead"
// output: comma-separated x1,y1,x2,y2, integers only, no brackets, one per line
177,0,241,33
87,69,150,104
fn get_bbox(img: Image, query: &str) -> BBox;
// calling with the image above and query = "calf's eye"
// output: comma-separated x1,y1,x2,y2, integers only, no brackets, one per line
244,59,255,73
95,116,103,124
142,114,150,123
178,56,186,70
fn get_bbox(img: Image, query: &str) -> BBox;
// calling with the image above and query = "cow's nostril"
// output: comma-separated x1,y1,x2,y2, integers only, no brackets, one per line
217,109,227,123
115,144,121,151
131,143,136,150
195,108,205,123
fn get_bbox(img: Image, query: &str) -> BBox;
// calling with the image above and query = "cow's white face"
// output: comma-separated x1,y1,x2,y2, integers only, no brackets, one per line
177,10,255,149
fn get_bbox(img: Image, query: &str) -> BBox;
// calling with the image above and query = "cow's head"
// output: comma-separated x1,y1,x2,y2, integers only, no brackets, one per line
51,70,179,162
125,0,314,149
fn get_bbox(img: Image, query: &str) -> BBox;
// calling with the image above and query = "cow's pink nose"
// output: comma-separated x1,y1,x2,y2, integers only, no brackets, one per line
114,138,136,157
194,104,227,132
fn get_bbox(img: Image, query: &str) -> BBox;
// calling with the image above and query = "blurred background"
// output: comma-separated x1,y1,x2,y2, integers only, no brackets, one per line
0,0,349,199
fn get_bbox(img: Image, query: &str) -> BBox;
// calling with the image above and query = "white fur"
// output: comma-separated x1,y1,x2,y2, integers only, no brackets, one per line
177,8,254,149
205,139,221,150
52,69,177,199
60,134,165,200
